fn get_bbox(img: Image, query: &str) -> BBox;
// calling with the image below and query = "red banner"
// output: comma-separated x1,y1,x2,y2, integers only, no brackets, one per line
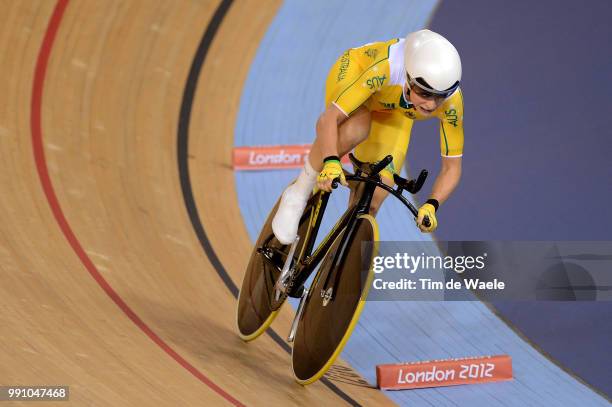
233,145,349,170
377,355,513,390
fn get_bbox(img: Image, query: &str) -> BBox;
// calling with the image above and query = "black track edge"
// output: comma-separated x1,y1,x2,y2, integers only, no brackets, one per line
176,1,360,405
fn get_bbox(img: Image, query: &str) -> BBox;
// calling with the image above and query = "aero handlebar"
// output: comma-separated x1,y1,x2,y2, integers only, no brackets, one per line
330,154,431,227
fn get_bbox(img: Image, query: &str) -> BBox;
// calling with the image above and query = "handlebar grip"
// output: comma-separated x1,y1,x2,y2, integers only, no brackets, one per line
422,215,431,228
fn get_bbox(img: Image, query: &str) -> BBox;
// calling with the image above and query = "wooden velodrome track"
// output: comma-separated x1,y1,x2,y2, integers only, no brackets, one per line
0,1,393,405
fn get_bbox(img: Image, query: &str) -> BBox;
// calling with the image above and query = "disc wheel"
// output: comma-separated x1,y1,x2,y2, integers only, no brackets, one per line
291,214,379,384
236,191,319,341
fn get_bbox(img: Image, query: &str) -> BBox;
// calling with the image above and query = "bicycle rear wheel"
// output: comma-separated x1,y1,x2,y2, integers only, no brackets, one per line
291,214,379,384
236,191,318,341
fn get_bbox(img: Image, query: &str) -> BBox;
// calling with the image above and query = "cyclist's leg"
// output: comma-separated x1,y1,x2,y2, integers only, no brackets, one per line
352,110,413,215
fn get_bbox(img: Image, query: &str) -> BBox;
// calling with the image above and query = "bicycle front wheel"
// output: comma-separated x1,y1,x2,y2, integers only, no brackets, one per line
291,214,379,384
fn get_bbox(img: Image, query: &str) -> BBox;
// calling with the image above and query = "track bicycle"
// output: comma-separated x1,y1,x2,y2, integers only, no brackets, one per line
236,153,429,384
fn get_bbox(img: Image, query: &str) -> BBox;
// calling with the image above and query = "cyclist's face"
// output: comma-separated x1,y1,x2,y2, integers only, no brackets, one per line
406,84,444,115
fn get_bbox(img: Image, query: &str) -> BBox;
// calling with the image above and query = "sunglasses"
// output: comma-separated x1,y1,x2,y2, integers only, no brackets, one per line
406,73,459,101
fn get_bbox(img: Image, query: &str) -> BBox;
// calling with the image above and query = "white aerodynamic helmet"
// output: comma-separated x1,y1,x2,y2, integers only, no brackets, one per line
404,29,461,98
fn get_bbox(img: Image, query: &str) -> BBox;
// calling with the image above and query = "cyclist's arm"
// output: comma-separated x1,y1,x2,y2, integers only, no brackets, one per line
313,104,348,168
432,89,464,204
314,62,388,163
430,156,462,204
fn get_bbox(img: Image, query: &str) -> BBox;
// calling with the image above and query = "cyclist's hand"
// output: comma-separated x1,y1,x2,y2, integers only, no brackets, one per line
317,156,347,192
416,202,438,233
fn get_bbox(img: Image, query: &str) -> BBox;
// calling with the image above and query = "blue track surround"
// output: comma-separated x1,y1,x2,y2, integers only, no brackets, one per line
428,0,612,398
234,1,609,405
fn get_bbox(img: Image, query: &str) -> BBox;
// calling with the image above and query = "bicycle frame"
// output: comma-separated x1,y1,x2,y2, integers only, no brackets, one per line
287,168,421,298
287,191,356,296
257,153,427,302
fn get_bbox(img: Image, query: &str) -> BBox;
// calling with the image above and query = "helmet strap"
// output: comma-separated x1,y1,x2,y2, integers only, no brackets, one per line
403,79,413,104
403,86,411,105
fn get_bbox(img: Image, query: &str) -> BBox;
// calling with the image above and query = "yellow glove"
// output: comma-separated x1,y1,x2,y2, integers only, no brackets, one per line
317,156,347,191
416,200,439,233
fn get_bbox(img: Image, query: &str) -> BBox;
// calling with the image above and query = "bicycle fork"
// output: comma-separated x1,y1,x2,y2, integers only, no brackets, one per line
287,286,309,342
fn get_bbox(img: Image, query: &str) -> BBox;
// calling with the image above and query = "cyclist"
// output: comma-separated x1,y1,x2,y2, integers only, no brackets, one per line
272,29,464,245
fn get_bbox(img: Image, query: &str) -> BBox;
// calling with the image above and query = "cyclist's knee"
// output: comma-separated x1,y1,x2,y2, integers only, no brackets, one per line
369,183,390,215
